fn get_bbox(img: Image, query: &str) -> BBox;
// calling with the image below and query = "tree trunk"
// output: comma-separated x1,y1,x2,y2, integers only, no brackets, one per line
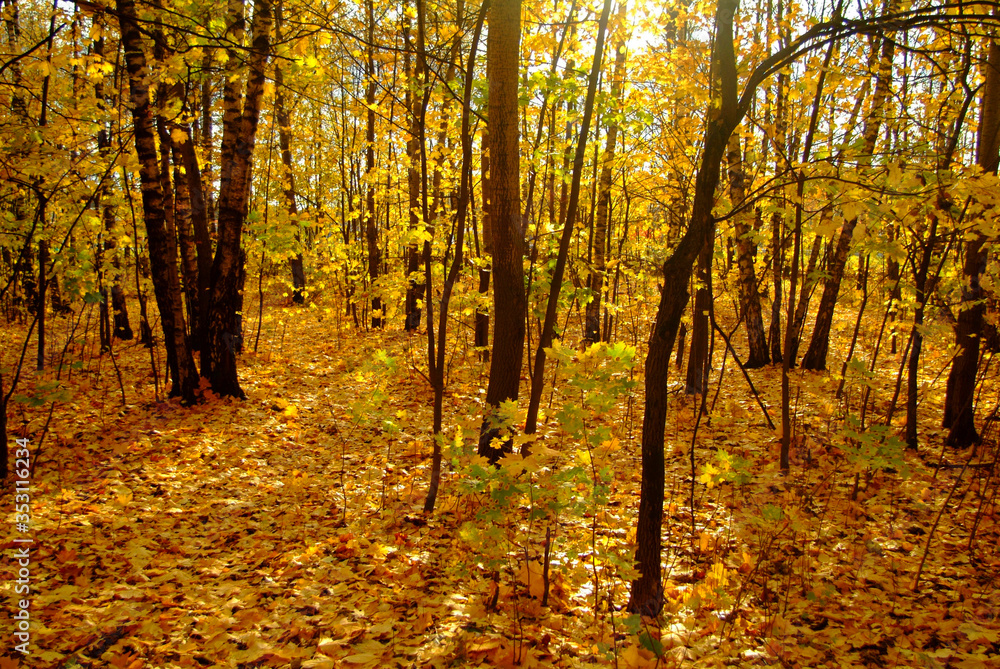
786,228,824,364
171,138,201,344
944,35,1000,446
424,1,486,512
174,123,213,351
727,133,767,367
585,25,626,345
203,0,272,398
478,0,526,463
685,230,713,394
801,19,896,370
275,2,307,304
364,0,382,328
629,0,740,615
404,7,425,331
524,0,613,437
781,35,833,469
766,56,787,366
116,0,199,403
94,26,133,346
475,132,492,358
36,238,47,371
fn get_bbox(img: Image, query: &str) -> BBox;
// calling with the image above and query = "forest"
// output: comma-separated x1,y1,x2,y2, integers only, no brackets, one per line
1,0,999,664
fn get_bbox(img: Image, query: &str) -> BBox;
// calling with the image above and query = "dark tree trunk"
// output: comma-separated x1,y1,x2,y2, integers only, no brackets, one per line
171,140,201,344
175,124,213,350
424,1,485,512
0,373,6,480
156,112,183,391
202,0,271,398
766,55,787,366
629,0,740,615
585,30,625,345
117,0,199,403
364,0,382,328
36,238,47,371
767,209,784,365
944,36,1000,445
403,5,426,331
801,19,896,370
94,27,133,347
685,230,714,394
786,228,824,364
274,3,307,305
524,0,612,436
475,133,492,359
906,212,939,449
478,0,526,463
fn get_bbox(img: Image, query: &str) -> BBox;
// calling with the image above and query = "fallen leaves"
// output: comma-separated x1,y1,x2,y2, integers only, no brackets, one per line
3,306,998,669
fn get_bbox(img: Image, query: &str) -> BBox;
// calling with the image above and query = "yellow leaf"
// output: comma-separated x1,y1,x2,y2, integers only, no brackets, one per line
343,653,377,664
517,560,545,599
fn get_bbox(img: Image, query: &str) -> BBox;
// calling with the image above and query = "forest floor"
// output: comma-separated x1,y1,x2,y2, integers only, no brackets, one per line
2,299,999,669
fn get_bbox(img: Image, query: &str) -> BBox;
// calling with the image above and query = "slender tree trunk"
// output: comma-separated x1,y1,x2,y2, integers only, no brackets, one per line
887,222,901,354
905,213,939,449
685,231,713,394
36,238,47,371
475,132,492,357
116,0,199,403
727,133,767,367
275,1,307,304
478,0,526,463
801,16,896,370
765,31,789,363
424,1,486,512
944,35,1000,446
585,19,625,345
364,0,382,328
0,373,6,480
403,7,425,331
203,0,272,397
175,124,213,351
629,0,740,615
524,0,613,437
786,227,824,364
94,27,133,346
171,138,201,344
781,37,833,468
200,51,216,230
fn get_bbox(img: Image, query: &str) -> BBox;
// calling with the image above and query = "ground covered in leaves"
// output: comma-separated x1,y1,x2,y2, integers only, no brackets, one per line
2,302,999,668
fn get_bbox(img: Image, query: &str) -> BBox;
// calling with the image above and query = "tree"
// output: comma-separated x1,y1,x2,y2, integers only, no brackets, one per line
584,7,626,345
116,0,199,403
726,133,767,368
800,3,897,370
943,28,1000,446
274,0,307,304
524,0,613,438
364,0,382,329
627,0,878,615
202,0,272,398
629,0,741,614
424,0,487,511
477,0,526,463
93,18,133,349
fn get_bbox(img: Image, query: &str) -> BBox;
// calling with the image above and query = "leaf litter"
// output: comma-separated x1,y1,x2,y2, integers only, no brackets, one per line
1,305,998,668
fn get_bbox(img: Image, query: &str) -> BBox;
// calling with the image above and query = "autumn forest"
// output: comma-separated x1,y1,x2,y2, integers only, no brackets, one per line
1,0,999,665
